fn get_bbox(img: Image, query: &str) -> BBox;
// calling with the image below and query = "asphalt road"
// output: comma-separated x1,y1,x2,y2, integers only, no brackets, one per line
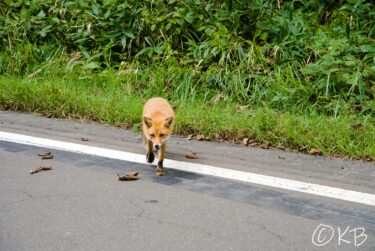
0,111,374,251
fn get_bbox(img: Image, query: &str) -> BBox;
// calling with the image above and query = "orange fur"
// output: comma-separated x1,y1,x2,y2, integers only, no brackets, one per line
142,97,175,176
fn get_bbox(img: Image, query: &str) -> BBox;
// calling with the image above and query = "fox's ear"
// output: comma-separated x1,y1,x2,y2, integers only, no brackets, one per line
164,117,174,128
143,117,153,128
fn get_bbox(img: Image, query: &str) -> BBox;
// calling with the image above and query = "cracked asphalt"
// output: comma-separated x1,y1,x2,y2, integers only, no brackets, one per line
1,111,375,251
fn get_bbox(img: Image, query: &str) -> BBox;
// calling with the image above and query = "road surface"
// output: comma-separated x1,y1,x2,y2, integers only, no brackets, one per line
0,111,374,250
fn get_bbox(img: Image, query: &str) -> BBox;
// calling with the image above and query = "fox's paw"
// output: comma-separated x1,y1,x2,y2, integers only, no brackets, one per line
146,152,155,163
156,167,165,176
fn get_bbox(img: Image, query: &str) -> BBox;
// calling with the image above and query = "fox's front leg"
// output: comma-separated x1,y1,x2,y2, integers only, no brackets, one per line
146,138,155,163
156,143,166,176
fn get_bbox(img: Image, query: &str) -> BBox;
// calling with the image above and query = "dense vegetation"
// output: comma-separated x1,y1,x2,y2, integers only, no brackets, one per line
0,0,374,159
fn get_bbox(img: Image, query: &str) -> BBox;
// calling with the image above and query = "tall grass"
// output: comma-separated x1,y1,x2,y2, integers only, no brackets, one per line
1,0,374,116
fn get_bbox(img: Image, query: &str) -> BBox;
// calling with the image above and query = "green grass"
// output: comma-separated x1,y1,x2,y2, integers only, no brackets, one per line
1,70,374,160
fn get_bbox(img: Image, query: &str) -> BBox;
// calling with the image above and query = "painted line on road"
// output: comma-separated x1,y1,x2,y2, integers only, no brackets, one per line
1,131,375,206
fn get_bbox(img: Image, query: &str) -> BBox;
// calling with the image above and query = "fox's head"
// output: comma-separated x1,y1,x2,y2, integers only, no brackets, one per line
143,116,174,150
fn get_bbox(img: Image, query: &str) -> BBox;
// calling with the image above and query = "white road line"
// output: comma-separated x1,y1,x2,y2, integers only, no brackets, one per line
1,131,375,206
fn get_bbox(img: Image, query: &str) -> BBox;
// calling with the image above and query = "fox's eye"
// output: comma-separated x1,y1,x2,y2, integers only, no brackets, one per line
150,134,155,138
160,133,165,137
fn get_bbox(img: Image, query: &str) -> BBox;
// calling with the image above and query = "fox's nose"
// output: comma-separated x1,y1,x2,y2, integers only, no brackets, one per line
154,144,161,150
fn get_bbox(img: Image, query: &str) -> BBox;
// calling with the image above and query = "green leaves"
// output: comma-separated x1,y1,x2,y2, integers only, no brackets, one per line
84,62,100,69
0,0,374,117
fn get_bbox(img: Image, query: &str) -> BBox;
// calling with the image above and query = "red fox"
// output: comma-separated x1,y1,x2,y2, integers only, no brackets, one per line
142,97,175,176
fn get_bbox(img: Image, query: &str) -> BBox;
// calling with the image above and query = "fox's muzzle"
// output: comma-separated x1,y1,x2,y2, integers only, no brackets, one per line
154,144,161,150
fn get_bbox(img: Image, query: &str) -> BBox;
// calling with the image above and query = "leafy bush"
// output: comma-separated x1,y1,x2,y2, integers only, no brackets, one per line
0,0,374,116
